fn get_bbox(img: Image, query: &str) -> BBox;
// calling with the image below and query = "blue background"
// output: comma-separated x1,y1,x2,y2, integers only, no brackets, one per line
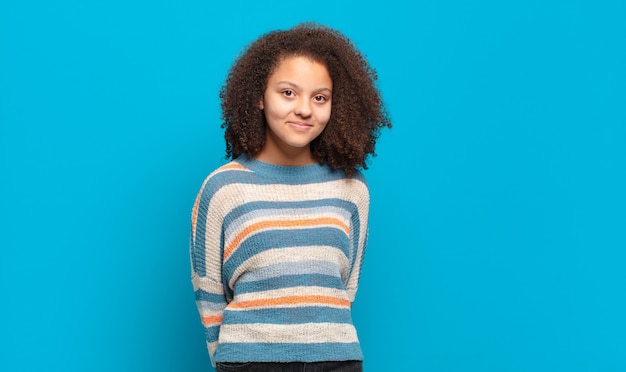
1,1,625,371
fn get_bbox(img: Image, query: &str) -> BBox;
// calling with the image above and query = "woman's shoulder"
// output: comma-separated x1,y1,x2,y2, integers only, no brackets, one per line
207,160,251,179
339,169,369,191
350,169,368,184
196,159,252,195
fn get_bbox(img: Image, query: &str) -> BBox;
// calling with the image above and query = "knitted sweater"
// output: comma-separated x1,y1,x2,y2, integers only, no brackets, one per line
190,155,369,366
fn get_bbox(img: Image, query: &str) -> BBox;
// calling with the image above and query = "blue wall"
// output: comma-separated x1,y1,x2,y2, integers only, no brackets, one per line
1,1,624,371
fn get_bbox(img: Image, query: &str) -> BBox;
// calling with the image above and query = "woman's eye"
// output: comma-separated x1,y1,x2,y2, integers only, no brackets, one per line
282,90,294,97
314,95,327,103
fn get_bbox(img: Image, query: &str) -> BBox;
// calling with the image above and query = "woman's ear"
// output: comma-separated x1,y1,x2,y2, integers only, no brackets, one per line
258,99,264,110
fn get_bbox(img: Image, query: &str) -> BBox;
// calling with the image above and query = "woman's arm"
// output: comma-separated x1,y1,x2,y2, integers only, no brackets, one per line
190,177,227,367
345,179,370,303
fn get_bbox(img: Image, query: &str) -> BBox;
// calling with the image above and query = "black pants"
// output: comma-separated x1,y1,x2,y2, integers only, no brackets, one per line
216,361,363,372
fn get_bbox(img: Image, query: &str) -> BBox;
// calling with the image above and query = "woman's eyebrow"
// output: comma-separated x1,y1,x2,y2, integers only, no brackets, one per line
314,87,333,94
275,81,332,94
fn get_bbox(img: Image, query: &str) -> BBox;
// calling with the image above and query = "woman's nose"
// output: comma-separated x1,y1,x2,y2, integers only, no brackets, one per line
294,98,312,117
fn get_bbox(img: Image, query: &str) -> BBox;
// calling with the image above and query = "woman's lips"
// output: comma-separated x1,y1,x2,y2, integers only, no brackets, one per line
288,121,313,131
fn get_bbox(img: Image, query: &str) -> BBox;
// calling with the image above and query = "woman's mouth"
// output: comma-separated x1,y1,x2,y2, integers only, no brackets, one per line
288,121,313,131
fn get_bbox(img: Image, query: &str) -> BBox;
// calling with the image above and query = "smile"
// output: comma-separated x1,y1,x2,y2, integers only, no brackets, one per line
287,121,313,131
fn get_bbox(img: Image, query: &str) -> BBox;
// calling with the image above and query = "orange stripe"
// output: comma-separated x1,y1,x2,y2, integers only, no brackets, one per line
219,163,247,171
201,315,223,326
228,295,350,309
223,218,350,261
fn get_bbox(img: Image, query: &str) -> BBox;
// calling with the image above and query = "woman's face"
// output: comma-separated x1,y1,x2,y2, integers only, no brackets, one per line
257,55,333,165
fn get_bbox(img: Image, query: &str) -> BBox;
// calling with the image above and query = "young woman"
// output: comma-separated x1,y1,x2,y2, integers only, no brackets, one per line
190,23,391,372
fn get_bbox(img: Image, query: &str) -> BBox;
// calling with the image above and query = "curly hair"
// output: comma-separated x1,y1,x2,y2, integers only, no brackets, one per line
220,22,391,177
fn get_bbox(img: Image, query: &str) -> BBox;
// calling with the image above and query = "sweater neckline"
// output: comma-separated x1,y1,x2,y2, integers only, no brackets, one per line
235,155,334,182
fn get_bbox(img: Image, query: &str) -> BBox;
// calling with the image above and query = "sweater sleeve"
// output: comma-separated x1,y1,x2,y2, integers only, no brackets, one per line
345,179,370,303
190,177,227,367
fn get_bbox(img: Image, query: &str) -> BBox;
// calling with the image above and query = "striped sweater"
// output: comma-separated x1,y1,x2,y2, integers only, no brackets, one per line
190,155,370,366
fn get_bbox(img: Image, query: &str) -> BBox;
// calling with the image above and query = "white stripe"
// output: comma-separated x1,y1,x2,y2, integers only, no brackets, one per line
196,301,226,313
191,272,224,294
219,322,358,344
213,179,368,215
229,246,349,290
238,260,340,283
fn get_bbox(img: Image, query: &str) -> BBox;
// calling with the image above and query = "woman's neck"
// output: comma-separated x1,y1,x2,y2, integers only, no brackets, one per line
254,142,318,166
